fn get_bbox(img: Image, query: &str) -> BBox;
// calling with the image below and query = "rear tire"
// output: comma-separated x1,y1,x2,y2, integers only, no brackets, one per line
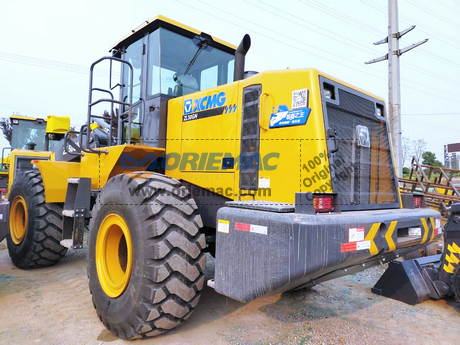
7,170,67,268
88,172,206,339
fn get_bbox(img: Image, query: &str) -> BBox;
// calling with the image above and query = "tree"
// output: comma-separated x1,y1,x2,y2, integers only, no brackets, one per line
0,118,12,144
402,137,412,167
421,151,443,167
412,139,427,162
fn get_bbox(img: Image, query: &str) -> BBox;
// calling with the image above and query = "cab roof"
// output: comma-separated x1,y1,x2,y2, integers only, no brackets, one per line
10,115,44,121
110,15,237,54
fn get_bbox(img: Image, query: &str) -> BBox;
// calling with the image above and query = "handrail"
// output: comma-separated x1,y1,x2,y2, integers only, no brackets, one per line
86,56,134,153
1,147,11,170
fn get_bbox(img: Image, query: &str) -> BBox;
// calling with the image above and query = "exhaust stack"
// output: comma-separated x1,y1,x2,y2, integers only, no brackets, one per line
234,34,251,81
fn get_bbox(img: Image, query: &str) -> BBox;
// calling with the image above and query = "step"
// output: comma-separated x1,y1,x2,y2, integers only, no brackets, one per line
67,178,80,184
60,239,73,249
62,210,75,217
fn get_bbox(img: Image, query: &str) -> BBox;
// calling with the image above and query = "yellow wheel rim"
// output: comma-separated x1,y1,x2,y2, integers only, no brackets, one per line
10,195,28,245
96,213,133,298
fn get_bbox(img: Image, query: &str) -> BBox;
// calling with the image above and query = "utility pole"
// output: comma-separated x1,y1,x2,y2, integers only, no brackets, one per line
365,0,428,177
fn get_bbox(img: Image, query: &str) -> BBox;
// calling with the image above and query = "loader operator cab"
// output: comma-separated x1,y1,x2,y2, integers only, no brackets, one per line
111,17,236,147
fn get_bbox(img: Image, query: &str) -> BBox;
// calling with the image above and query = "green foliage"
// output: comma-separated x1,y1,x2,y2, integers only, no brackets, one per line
402,167,410,174
0,117,12,144
421,151,443,167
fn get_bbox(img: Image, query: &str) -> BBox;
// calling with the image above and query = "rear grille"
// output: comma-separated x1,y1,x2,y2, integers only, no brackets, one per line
324,86,399,209
239,85,261,190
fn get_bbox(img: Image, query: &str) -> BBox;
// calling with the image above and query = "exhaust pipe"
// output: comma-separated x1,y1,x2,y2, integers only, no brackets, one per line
234,34,251,81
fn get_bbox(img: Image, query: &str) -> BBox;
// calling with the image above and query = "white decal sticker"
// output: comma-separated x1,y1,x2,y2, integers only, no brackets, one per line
292,88,309,109
349,227,365,242
0,214,3,220
259,177,270,189
436,219,441,229
217,219,229,234
356,240,371,250
409,227,422,236
250,224,268,235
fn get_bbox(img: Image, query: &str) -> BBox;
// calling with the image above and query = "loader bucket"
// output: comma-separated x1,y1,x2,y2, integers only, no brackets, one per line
372,202,460,305
371,256,441,305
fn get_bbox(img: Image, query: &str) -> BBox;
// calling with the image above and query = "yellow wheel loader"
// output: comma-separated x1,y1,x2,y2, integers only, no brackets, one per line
0,115,70,248
1,16,449,339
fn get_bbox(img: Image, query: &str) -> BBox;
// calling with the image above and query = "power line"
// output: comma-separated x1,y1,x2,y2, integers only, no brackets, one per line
403,113,460,116
249,0,382,56
0,52,119,79
256,0,460,87
406,0,460,30
360,0,460,52
182,0,389,81
402,117,460,133
188,0,460,105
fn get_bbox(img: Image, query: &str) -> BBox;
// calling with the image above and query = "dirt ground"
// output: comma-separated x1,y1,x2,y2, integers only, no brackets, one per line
1,239,459,345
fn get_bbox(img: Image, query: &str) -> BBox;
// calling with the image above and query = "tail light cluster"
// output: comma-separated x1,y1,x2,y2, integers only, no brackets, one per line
313,195,335,213
413,195,422,208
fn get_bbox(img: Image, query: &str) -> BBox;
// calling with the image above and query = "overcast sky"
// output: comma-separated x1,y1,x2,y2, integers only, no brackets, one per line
1,0,459,164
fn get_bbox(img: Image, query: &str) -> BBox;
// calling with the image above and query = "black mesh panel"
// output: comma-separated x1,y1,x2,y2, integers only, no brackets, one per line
240,85,261,190
325,88,398,208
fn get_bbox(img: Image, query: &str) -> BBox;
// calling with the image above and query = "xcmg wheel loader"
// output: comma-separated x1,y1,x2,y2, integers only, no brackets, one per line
0,115,70,246
1,15,449,339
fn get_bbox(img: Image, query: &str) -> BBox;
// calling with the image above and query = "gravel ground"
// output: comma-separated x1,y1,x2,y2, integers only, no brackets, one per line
0,240,459,345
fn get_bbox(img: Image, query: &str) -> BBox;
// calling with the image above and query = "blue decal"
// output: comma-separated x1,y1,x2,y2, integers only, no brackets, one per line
269,105,311,128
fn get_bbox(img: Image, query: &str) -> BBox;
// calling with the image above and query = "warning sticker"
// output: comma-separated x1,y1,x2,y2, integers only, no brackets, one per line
292,88,309,109
235,222,267,235
341,242,357,253
356,240,371,250
409,227,422,236
217,220,229,234
348,227,365,242
341,240,371,253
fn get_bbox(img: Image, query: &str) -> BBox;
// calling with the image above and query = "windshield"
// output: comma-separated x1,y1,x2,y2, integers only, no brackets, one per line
147,28,235,97
11,119,47,150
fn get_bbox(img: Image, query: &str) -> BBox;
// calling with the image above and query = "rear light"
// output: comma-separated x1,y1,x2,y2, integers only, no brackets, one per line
413,195,422,208
314,195,334,213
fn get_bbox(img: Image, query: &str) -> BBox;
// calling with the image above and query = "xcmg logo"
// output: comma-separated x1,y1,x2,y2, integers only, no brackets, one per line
184,91,226,114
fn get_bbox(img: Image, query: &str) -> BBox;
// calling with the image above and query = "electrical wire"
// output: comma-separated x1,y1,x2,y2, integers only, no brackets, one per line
405,0,460,30
185,0,460,104
253,0,460,88
360,0,460,52
0,52,119,79
403,113,460,116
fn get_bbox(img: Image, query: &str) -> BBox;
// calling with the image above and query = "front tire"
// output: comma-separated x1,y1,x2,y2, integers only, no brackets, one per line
88,172,206,339
7,170,67,268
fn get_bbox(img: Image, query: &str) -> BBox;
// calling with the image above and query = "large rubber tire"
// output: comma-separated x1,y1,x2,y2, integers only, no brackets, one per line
7,170,67,268
88,172,206,340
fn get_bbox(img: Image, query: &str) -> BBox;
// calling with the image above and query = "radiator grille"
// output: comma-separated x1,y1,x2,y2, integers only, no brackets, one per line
239,85,261,190
325,88,398,209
